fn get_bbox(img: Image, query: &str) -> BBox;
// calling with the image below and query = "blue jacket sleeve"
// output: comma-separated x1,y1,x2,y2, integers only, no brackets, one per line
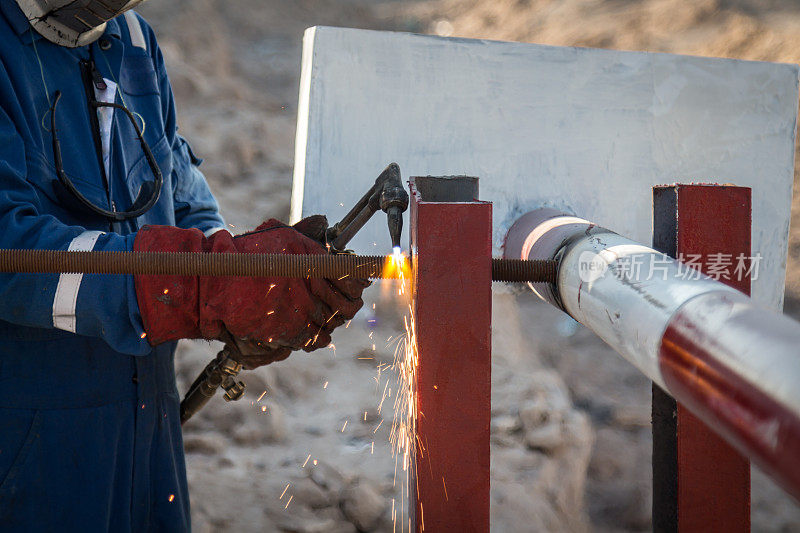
141,14,226,235
171,135,227,234
0,103,151,355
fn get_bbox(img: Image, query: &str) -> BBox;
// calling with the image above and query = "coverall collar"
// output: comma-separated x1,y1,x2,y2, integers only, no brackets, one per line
0,1,122,46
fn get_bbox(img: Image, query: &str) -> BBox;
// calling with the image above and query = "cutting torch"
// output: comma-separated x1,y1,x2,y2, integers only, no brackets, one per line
180,163,411,423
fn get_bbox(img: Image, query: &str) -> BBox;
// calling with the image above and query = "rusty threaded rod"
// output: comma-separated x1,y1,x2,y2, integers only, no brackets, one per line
0,250,557,283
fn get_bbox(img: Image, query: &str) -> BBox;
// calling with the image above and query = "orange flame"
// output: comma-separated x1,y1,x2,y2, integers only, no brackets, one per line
381,250,412,302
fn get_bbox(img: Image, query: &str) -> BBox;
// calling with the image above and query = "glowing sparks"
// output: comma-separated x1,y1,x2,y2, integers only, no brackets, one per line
302,454,311,468
355,249,416,531
377,380,390,414
323,381,329,389
341,420,348,432
389,301,419,531
257,390,267,402
140,332,147,339
284,495,293,509
261,406,267,413
325,310,340,325
279,483,290,499
168,494,175,503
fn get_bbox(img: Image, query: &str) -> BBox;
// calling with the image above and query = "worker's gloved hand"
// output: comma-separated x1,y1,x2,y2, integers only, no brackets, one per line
134,217,369,367
219,331,293,370
291,214,329,245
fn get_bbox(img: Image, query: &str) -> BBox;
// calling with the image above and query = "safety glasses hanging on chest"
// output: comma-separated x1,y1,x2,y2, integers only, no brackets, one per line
49,89,163,222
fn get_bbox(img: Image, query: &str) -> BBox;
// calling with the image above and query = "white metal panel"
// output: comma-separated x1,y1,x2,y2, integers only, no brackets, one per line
292,26,799,309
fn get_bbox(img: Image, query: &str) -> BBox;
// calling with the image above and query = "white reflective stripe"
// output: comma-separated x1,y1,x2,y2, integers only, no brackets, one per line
203,227,229,238
93,78,117,180
123,11,147,51
52,231,105,333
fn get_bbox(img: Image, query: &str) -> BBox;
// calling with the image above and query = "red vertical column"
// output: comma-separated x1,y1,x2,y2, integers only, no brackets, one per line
652,184,751,532
410,176,492,533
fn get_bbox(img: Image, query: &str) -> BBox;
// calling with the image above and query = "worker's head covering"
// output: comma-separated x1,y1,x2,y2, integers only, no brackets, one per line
14,0,147,47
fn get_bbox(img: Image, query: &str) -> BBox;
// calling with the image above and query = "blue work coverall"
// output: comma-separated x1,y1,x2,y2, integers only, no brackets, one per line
0,2,226,530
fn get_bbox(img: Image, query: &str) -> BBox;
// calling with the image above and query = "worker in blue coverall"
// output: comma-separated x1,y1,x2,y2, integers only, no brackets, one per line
0,1,366,530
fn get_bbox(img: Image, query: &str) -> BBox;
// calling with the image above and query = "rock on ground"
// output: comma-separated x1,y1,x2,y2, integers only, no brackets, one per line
340,480,386,532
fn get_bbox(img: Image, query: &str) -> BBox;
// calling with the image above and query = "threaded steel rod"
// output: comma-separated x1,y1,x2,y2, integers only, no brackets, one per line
0,250,557,283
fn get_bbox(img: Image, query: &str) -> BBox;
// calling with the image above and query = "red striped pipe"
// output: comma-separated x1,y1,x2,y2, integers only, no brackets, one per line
505,209,800,501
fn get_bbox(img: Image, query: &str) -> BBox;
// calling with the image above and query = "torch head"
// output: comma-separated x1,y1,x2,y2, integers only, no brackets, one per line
327,163,409,253
378,164,409,252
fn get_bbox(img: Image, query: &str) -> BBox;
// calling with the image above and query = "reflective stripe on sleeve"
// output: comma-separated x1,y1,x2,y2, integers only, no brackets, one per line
123,11,147,51
52,231,105,333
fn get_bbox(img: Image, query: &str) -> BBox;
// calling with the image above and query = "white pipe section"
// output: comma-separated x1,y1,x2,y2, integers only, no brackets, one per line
505,210,800,499
557,231,737,389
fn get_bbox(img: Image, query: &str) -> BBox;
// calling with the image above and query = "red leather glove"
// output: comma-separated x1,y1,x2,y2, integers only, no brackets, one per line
134,218,368,366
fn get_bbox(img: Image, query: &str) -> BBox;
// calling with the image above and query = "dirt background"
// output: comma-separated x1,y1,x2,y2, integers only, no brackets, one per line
136,1,800,531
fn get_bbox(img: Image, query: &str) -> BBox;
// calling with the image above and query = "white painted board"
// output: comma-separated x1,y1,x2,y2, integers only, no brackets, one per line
292,26,799,310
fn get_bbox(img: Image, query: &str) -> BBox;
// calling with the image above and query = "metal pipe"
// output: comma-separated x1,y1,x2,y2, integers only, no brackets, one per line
504,209,800,502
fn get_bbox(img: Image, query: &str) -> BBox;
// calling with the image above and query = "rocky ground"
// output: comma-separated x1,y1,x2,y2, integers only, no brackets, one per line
138,0,800,530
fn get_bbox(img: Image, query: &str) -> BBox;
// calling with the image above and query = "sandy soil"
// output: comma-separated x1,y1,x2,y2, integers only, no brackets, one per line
136,1,800,530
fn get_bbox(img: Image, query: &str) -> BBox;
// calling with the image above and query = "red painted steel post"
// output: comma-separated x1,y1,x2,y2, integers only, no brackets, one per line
652,184,751,532
409,176,492,532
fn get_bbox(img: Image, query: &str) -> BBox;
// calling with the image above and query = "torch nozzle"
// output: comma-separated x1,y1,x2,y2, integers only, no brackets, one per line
387,206,404,252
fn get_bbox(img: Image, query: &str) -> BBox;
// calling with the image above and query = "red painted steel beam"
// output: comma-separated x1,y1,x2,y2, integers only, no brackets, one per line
653,185,750,532
410,176,491,533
